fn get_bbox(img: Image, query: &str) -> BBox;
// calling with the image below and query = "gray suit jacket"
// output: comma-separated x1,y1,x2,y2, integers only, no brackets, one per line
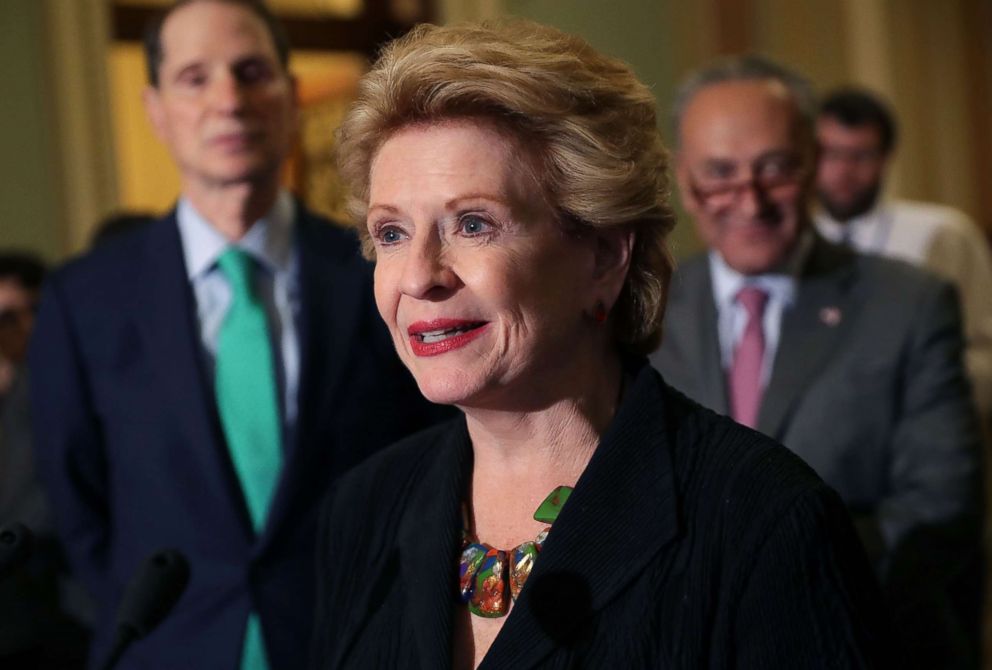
650,236,981,565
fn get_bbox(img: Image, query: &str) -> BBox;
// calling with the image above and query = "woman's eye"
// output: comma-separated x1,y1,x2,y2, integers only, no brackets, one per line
373,225,404,245
459,215,491,235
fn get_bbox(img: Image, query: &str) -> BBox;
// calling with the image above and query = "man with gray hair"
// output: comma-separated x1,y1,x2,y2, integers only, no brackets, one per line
651,55,982,668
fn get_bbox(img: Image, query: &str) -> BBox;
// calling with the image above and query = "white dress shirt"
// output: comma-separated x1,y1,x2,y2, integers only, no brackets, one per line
708,232,811,387
176,192,301,439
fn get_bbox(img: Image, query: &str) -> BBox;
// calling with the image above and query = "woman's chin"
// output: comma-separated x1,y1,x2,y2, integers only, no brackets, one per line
413,374,478,408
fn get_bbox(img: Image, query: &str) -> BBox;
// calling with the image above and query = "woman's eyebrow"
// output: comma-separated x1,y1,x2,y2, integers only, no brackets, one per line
444,193,511,209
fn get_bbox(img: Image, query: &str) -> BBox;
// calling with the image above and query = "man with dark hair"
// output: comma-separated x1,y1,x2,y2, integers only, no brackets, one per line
142,0,290,88
0,252,46,526
29,2,446,669
0,252,89,667
815,86,992,434
651,56,982,668
0,252,44,390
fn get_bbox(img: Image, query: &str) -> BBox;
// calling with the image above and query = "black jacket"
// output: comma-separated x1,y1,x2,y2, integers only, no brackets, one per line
312,360,887,668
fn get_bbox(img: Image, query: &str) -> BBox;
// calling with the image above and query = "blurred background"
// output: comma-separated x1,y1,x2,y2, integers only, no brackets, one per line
2,0,989,263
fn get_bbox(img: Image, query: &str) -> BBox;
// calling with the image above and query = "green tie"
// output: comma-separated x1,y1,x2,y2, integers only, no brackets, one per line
215,247,280,670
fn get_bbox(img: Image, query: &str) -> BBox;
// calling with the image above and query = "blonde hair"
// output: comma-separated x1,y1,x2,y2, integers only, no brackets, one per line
336,19,675,355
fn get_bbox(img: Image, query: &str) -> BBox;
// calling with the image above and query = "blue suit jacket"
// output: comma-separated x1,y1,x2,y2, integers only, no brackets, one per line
28,207,449,668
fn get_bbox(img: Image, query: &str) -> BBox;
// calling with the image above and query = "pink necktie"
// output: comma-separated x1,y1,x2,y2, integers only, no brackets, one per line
729,286,768,429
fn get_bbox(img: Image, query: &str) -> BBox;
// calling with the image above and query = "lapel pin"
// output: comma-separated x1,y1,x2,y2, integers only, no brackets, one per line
819,306,842,327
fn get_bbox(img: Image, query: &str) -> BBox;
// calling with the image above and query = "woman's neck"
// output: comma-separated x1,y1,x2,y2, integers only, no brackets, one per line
463,352,624,547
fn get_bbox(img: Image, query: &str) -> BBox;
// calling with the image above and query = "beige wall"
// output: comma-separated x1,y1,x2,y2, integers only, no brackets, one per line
3,0,989,262
0,1,63,260
472,0,992,256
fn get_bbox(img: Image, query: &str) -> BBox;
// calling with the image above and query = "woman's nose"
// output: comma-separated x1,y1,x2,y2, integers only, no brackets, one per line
399,231,458,298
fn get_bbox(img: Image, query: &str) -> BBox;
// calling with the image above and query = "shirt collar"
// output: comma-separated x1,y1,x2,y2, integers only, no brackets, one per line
177,191,296,280
708,228,812,309
814,195,889,243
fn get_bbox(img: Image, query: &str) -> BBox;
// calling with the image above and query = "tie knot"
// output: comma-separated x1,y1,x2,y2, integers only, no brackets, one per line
217,247,256,298
736,286,768,318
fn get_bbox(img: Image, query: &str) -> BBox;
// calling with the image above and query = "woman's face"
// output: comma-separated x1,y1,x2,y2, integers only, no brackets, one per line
367,120,601,409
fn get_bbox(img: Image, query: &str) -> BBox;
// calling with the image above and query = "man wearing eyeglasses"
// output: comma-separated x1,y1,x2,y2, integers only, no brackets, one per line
650,56,982,668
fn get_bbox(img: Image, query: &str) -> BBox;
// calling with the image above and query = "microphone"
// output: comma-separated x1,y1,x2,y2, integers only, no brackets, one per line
0,522,33,581
99,549,191,670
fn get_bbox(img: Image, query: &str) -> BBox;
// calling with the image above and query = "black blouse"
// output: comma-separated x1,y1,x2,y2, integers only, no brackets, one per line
311,360,887,668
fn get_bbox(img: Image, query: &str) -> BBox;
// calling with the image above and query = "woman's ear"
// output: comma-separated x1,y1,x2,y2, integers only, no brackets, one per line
591,226,635,308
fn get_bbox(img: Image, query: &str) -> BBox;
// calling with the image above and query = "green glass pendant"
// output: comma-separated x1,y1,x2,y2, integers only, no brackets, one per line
509,541,540,601
533,485,573,524
457,485,575,618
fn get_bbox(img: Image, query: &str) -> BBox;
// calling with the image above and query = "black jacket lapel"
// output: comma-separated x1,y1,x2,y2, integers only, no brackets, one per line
294,212,367,428
480,365,681,669
260,208,369,548
139,214,253,536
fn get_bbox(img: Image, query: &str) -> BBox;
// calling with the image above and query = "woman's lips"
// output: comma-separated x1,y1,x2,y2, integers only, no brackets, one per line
407,319,490,357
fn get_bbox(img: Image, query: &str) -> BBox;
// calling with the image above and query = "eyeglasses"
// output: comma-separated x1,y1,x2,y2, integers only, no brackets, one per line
688,155,806,209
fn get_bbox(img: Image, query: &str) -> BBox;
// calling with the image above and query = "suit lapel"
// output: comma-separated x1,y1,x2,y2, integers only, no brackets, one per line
259,209,368,547
758,237,860,438
138,215,251,531
293,212,367,440
480,365,680,669
689,263,730,415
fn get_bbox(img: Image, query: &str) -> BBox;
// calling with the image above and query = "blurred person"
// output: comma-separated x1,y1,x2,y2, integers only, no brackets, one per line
650,56,982,668
815,86,992,434
0,251,45,526
0,252,43,397
312,21,886,669
0,251,89,667
28,1,446,668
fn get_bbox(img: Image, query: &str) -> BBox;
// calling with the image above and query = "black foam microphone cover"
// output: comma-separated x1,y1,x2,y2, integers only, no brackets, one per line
115,549,191,639
99,549,191,670
0,522,33,580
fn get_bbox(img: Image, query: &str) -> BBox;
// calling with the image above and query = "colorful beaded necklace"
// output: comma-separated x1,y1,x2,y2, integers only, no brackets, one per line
457,485,573,618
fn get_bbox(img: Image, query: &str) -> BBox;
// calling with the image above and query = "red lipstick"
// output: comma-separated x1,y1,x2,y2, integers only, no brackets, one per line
407,319,490,357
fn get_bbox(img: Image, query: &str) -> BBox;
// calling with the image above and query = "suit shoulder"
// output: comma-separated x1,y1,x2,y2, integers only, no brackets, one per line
46,217,167,299
667,253,709,300
856,251,954,301
663,385,833,517
296,208,367,263
328,417,464,514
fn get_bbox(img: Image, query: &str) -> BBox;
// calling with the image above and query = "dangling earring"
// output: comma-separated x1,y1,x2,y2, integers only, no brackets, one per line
591,302,607,324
